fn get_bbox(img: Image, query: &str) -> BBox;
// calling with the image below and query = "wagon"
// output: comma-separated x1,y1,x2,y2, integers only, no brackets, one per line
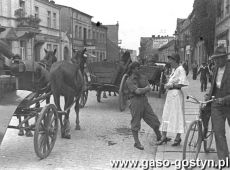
85,60,129,110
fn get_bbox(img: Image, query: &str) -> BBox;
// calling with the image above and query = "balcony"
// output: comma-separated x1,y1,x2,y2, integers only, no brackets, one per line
14,8,41,29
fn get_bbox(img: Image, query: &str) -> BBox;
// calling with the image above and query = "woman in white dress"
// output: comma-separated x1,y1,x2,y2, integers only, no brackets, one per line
157,53,189,146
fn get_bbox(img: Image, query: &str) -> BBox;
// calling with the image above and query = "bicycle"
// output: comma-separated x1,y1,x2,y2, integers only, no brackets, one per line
182,95,215,161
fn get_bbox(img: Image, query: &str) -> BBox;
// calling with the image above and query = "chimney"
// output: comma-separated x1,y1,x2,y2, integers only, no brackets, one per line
50,0,55,4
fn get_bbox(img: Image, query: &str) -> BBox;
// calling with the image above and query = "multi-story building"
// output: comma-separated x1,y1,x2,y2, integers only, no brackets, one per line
0,0,62,61
215,0,230,59
91,22,107,62
139,35,174,63
105,23,120,61
34,0,61,61
58,5,93,61
158,40,175,62
175,17,192,65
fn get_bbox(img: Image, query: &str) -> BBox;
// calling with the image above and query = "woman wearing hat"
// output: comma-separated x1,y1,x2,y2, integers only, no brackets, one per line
157,54,189,146
125,61,162,150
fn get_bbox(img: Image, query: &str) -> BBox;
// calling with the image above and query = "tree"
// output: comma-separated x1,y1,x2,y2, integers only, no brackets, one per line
190,0,217,56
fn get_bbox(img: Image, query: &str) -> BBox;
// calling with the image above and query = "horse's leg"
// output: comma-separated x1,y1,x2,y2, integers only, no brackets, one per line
74,97,81,130
53,93,63,137
114,92,117,96
62,95,74,139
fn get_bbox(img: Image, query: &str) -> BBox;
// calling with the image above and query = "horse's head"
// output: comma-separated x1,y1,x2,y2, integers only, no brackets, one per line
44,49,57,65
121,51,131,65
72,48,87,73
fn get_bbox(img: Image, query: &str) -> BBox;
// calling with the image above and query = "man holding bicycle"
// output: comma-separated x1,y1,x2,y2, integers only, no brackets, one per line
206,46,230,163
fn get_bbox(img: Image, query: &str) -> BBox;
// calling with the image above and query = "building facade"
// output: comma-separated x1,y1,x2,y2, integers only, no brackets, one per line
139,35,174,64
0,0,62,61
91,22,107,62
105,23,120,61
158,40,175,62
215,0,230,59
59,5,93,61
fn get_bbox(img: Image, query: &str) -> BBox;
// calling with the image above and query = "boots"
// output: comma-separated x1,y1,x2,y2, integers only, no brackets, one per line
132,130,144,150
154,128,162,141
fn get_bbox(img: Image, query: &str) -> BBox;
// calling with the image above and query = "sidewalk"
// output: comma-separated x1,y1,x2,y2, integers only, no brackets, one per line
155,73,230,170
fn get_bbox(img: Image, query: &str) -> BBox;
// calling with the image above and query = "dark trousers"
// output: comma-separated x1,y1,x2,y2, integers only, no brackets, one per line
192,68,197,80
211,104,230,160
129,96,160,132
200,78,207,91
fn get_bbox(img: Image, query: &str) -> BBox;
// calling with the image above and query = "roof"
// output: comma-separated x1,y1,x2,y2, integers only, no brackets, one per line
158,40,175,51
57,4,93,18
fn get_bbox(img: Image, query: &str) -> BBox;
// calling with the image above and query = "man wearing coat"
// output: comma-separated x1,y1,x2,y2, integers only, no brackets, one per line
207,46,230,163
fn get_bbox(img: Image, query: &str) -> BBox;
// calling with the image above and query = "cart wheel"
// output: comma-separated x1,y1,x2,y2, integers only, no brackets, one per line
119,74,129,112
79,72,89,108
182,120,202,162
158,72,164,98
34,104,59,159
203,118,214,153
97,90,101,102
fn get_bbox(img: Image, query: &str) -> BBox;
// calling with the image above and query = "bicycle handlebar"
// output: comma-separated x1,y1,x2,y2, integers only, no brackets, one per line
186,95,215,105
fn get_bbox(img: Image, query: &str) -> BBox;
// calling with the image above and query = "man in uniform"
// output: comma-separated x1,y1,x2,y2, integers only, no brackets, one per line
197,61,209,92
206,46,230,164
126,61,161,150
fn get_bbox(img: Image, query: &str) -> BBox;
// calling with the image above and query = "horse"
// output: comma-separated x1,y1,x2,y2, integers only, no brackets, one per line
49,48,87,139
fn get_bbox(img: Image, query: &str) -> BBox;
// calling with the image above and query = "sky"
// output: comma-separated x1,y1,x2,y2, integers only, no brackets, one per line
55,0,194,52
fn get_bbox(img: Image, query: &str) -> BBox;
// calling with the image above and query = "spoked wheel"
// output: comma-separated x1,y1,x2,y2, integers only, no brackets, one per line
34,104,59,159
79,72,89,108
203,118,214,153
119,74,129,112
182,120,202,162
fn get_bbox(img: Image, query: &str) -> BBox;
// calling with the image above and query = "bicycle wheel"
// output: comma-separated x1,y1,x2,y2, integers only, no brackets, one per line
203,118,214,153
183,120,202,161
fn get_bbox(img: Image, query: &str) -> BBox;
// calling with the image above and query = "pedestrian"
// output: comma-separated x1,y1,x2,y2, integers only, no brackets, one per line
126,61,162,150
205,46,230,164
157,54,189,146
192,61,198,80
182,60,189,76
197,62,209,92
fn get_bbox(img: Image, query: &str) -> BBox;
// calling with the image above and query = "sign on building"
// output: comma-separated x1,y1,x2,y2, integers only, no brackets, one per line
217,40,227,47
152,39,169,49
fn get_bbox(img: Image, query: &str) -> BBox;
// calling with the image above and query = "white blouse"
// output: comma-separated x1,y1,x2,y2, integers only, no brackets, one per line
168,65,189,86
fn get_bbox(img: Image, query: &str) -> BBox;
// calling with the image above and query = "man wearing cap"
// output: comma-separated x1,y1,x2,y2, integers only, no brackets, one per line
126,61,161,150
206,45,230,162
197,61,210,92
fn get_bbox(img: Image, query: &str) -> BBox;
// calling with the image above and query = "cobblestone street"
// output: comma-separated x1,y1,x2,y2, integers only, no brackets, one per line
0,74,230,170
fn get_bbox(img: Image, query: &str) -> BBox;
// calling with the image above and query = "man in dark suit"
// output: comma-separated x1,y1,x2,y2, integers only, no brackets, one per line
207,46,230,162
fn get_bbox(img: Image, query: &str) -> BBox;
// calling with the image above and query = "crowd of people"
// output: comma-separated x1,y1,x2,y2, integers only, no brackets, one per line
125,46,230,165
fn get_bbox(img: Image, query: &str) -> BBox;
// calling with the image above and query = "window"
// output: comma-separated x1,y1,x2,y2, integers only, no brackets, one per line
93,31,95,39
75,25,78,38
35,6,39,18
96,32,99,40
79,26,82,39
53,13,57,28
47,11,51,27
20,40,26,60
47,44,52,50
226,0,230,14
88,29,91,39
